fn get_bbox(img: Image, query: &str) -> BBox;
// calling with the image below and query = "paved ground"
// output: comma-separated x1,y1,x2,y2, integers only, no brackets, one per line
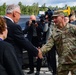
23,54,71,75
23,68,71,75
23,67,52,75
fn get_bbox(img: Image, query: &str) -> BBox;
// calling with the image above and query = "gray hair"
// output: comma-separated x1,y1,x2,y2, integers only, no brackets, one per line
6,4,20,14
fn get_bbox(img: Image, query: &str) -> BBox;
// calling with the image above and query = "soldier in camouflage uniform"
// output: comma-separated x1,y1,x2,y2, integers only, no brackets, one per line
40,11,76,75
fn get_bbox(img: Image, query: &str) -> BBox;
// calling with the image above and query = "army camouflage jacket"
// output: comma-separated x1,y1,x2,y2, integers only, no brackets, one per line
41,23,76,64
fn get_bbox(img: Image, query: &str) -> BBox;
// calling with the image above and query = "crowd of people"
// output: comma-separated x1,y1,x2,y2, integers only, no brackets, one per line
0,3,76,75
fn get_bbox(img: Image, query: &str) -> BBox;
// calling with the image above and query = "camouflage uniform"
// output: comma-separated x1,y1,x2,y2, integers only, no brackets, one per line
41,23,76,75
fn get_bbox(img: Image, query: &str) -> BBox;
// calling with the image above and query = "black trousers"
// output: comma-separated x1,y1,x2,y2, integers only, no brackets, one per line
28,50,42,71
46,45,57,75
28,36,42,72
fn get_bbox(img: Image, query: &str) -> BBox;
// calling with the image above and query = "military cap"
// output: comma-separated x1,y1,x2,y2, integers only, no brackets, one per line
52,10,64,17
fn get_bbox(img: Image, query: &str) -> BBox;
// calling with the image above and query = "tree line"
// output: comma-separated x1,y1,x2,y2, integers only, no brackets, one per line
0,2,76,16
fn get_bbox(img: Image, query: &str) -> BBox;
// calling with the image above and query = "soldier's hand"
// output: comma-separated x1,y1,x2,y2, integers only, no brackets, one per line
37,47,43,59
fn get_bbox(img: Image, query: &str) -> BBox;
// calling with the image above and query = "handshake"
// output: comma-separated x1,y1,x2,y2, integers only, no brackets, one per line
37,47,43,59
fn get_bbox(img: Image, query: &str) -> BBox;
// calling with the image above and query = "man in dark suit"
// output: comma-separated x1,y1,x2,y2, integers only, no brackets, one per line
0,16,24,75
4,4,42,67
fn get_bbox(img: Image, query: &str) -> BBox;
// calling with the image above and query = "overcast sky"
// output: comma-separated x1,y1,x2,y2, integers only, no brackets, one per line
0,0,76,7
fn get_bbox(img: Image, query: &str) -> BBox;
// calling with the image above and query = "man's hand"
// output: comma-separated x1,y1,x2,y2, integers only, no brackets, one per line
34,22,38,27
38,48,43,59
28,20,32,26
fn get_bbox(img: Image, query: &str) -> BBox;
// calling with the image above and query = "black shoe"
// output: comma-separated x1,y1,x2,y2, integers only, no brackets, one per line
27,71,34,74
35,71,40,75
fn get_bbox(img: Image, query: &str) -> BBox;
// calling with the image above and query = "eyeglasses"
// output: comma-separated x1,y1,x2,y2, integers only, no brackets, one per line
15,11,21,15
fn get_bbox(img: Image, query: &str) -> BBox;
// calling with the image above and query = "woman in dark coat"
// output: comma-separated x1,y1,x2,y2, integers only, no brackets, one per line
0,16,24,75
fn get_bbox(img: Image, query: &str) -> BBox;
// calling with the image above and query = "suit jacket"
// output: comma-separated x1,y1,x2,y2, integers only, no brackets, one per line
4,17,38,65
0,41,24,75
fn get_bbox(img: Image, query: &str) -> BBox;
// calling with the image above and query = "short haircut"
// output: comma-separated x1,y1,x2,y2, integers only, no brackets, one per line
6,4,20,14
0,16,6,34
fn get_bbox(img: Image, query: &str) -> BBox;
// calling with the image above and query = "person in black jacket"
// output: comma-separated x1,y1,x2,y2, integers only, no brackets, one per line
0,16,24,75
4,4,42,67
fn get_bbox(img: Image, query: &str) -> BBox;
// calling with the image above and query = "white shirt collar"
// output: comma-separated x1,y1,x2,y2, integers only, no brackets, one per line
4,16,14,23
